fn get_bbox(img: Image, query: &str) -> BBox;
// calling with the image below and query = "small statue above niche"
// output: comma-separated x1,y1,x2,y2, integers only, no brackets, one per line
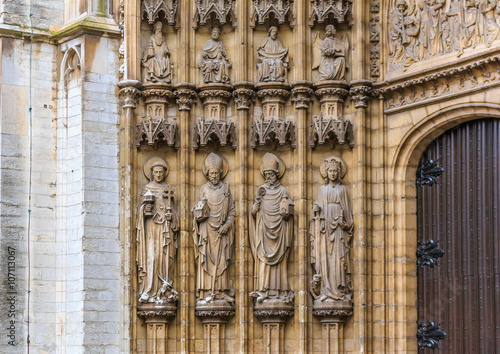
257,26,289,83
199,26,232,84
312,24,349,81
142,21,173,83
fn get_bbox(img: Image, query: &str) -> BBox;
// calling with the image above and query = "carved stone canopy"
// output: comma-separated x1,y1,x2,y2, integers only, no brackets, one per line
309,112,354,148
251,114,296,149
308,0,352,27
193,0,237,29
251,0,295,28
141,0,178,26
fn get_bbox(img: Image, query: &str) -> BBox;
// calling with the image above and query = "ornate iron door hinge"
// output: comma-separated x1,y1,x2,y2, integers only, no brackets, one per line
416,159,444,187
416,240,445,267
417,322,446,349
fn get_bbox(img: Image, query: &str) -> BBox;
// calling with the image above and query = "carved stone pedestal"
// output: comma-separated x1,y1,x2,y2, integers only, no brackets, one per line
195,83,236,149
195,299,235,353
313,300,353,354
314,80,349,118
254,300,294,354
137,303,177,354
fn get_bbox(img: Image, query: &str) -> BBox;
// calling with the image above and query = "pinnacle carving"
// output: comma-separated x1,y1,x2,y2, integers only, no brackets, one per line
250,115,296,148
308,0,352,27
193,117,237,149
141,0,178,26
309,112,354,148
251,0,295,28
193,0,237,29
135,116,179,149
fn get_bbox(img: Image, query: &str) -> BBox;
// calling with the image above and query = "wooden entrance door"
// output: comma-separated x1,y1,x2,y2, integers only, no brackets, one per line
417,119,500,352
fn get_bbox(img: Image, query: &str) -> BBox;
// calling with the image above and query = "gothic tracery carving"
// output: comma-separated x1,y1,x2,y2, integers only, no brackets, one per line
193,0,237,28
308,0,352,26
193,117,237,149
141,0,178,26
251,0,295,27
309,112,354,148
251,115,297,148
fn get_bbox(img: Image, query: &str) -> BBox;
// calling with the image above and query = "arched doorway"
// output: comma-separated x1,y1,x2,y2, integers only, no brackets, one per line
416,118,500,352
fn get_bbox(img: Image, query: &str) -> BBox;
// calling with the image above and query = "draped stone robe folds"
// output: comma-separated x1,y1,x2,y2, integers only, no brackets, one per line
200,39,231,83
193,182,235,299
319,37,346,81
136,184,179,301
250,184,293,295
257,37,289,82
142,35,171,83
310,183,353,301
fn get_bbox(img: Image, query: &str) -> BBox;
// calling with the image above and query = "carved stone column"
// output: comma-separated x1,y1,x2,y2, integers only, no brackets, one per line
136,83,178,148
254,306,294,354
349,80,373,109
313,304,353,353
196,309,235,353
195,83,236,149
251,82,295,148
137,304,177,354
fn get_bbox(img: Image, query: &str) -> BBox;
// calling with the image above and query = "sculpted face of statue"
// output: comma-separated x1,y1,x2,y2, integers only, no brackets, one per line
208,167,221,186
211,27,221,40
270,27,278,40
263,170,278,186
152,165,166,183
325,25,335,38
327,166,340,183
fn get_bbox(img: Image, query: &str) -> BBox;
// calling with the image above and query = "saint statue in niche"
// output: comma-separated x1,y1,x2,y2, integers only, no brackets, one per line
312,24,348,81
192,153,235,304
257,26,289,82
136,158,179,304
142,21,172,83
250,153,294,303
310,156,353,302
199,26,231,84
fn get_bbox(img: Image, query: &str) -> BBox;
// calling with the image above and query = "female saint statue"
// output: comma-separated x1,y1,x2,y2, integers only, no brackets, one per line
310,156,353,302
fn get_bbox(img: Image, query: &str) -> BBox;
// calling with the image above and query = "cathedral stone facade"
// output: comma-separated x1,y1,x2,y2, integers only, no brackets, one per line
1,0,499,353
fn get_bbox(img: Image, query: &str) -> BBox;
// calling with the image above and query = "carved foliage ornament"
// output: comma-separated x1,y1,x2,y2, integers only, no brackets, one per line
193,117,237,149
309,112,354,148
251,115,296,148
251,0,295,27
141,0,178,26
193,0,236,28
416,159,444,187
417,322,447,349
416,240,445,267
309,0,352,26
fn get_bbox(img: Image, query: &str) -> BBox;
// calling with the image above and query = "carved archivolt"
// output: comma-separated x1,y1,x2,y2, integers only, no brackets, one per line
193,0,237,28
251,0,295,27
387,0,500,71
141,0,178,26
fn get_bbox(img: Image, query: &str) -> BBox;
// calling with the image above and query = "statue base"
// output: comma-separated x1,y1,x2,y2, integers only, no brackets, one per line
253,298,294,323
195,298,235,324
312,299,353,354
137,303,177,354
313,80,349,119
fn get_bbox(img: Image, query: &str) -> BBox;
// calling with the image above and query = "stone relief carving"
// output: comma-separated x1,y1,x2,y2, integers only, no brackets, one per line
142,21,173,83
309,0,352,26
309,112,354,148
381,55,500,110
312,25,348,81
141,0,178,26
192,153,236,305
257,26,289,83
137,158,179,304
388,0,500,71
251,0,295,27
193,0,236,28
193,117,237,149
199,26,231,84
310,156,353,302
370,0,381,78
251,114,296,148
250,153,295,304
135,116,178,148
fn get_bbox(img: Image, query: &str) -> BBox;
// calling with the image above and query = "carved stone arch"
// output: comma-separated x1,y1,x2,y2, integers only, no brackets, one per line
388,103,500,352
61,45,82,81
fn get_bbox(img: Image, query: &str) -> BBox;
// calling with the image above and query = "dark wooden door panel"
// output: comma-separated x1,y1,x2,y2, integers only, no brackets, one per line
417,119,500,352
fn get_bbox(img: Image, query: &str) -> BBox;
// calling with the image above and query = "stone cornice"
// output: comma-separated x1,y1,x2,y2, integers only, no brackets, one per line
50,15,121,43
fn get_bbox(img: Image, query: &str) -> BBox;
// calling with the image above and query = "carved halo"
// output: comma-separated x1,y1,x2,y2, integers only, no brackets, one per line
259,153,286,179
143,156,169,180
320,155,347,180
202,152,229,179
